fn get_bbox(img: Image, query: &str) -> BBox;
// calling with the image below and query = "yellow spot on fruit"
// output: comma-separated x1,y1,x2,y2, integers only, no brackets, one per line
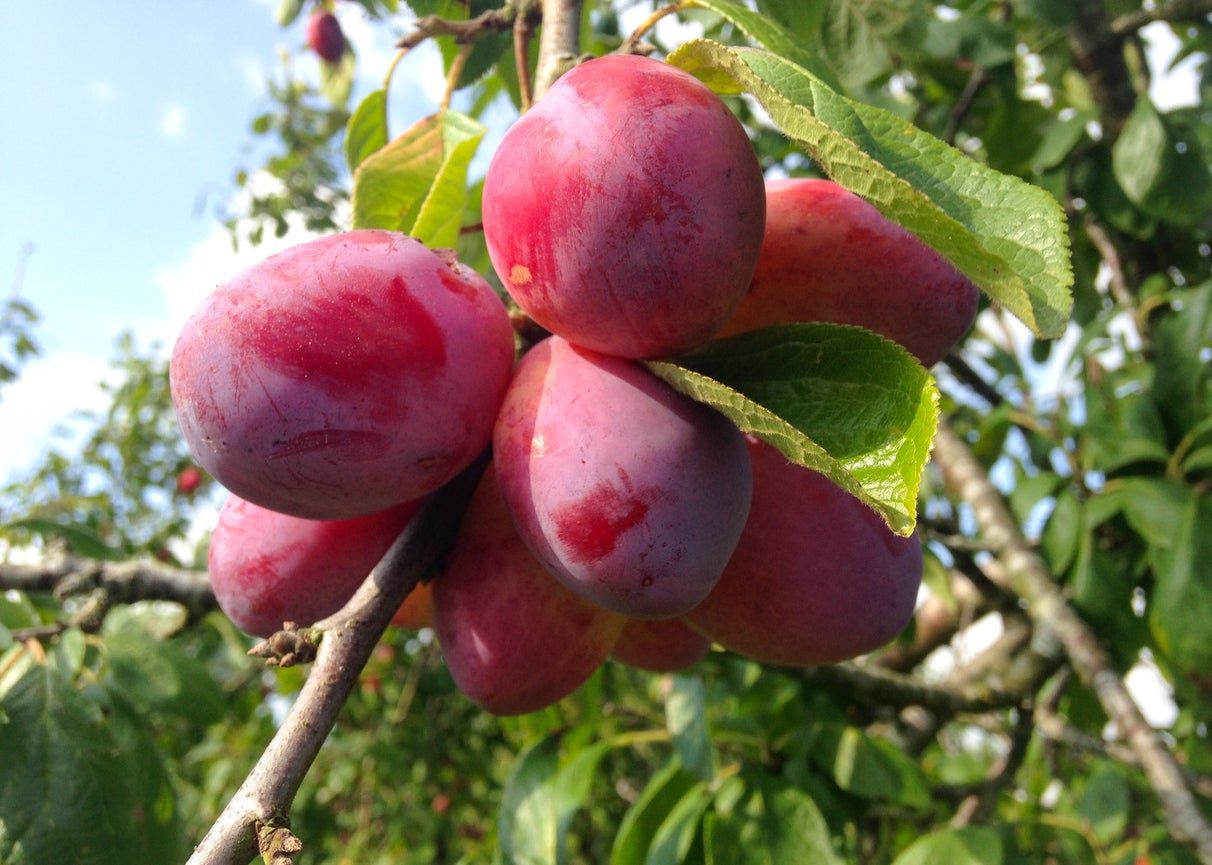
510,265,533,286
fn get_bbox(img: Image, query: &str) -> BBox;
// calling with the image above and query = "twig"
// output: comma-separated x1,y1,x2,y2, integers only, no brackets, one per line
514,9,535,111
951,702,1036,826
1111,0,1212,35
941,351,1006,408
398,7,517,52
534,0,582,99
944,68,991,145
185,461,484,865
932,419,1212,864
441,42,476,110
0,557,216,620
1067,0,1136,134
620,0,692,55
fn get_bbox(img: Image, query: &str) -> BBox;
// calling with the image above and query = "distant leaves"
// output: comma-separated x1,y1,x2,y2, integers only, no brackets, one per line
891,827,1003,865
0,665,180,865
647,323,938,535
666,675,714,780
669,40,1074,338
351,110,486,248
1112,99,1212,228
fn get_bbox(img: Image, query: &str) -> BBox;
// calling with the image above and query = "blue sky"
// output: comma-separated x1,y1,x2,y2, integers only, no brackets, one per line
0,3,1202,491
0,1,453,482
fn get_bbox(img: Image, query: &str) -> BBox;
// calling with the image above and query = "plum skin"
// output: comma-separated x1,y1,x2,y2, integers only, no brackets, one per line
170,230,515,520
482,54,766,359
209,494,423,637
611,618,711,673
685,436,923,666
493,337,752,619
432,468,626,716
721,179,980,367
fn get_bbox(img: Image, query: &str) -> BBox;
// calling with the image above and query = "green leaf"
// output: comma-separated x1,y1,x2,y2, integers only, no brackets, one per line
0,626,10,652
1149,493,1212,671
1120,478,1190,549
1076,763,1129,845
351,110,486,248
685,0,843,89
1042,490,1081,575
0,665,173,865
103,631,225,724
2,518,124,561
319,46,357,107
274,0,305,26
613,761,701,865
666,675,714,780
668,40,1073,339
345,89,389,172
1112,99,1212,228
1152,283,1212,437
647,323,938,535
815,0,922,89
809,725,930,807
499,732,611,865
891,827,1003,865
734,784,842,865
645,782,713,865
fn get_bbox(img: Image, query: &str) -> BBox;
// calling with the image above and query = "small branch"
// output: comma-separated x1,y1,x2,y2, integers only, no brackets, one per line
944,68,991,145
186,460,484,865
796,645,1057,717
1067,0,1137,135
933,419,1212,864
441,42,475,110
951,702,1036,825
1084,216,1145,337
398,7,517,52
620,1,692,55
1112,0,1212,35
534,0,582,99
514,9,535,111
942,352,1006,408
0,557,216,619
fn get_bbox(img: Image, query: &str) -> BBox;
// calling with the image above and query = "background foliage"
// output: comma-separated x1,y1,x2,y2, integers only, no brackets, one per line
2,1,1211,863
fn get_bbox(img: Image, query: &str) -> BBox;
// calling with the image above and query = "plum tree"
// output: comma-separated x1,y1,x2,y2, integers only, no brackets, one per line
493,336,752,619
611,618,711,673
208,494,424,637
482,54,766,359
306,10,345,64
720,179,980,366
170,230,515,520
686,436,923,666
432,468,626,715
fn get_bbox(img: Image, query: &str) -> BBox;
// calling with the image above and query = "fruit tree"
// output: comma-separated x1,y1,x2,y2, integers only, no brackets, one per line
2,2,1212,864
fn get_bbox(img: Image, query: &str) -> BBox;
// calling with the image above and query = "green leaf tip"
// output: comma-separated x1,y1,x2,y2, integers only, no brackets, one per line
646,322,939,536
668,39,1074,339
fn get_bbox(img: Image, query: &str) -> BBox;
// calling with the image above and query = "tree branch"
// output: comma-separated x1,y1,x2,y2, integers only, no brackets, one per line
0,556,216,619
1112,0,1212,35
1067,0,1137,135
932,420,1212,864
186,461,483,865
534,0,582,99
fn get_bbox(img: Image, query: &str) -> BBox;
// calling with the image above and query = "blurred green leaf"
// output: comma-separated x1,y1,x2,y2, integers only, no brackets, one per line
809,725,930,807
647,323,938,536
103,632,225,724
1152,283,1212,438
891,827,1003,864
1149,493,1212,671
1112,100,1212,228
670,40,1073,338
1076,763,1129,845
666,675,714,780
2,518,124,561
274,0,305,26
613,761,701,865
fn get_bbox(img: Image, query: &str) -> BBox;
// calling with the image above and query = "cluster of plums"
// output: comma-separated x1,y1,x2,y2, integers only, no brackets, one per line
171,55,978,715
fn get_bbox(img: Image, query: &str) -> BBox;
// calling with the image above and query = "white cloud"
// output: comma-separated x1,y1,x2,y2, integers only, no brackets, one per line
0,352,112,484
159,104,188,139
89,80,117,103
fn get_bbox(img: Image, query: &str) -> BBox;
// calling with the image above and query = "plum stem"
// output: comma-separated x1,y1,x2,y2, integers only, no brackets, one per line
184,456,485,865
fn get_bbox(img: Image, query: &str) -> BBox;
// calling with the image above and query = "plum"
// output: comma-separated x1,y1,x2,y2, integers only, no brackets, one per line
208,494,423,637
493,337,751,619
171,230,514,520
391,582,433,630
432,469,626,715
306,10,345,63
720,179,980,366
685,436,923,666
482,54,765,359
611,618,711,672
